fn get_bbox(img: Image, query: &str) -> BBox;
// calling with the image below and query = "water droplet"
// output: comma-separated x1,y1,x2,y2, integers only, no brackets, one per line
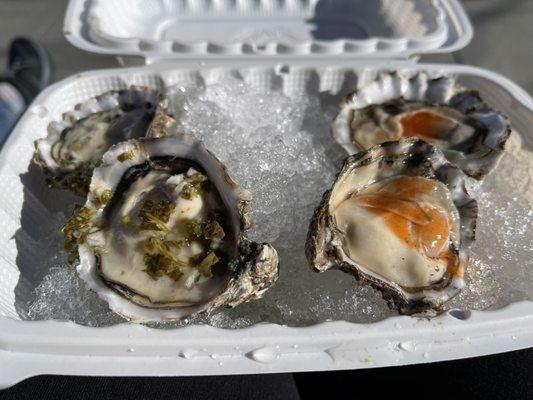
31,105,48,118
398,341,416,352
127,348,135,353
245,347,280,364
179,349,201,359
292,344,299,349
423,352,430,359
448,309,471,320
218,362,223,366
210,354,218,359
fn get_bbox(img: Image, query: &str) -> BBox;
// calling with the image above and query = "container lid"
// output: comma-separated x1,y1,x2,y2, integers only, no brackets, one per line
63,0,472,63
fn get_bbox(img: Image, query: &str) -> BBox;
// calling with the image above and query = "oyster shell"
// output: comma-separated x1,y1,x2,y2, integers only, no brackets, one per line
64,135,278,323
306,138,477,314
332,71,511,179
34,87,174,195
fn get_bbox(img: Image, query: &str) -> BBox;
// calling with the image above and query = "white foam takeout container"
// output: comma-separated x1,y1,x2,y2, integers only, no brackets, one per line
1,0,532,388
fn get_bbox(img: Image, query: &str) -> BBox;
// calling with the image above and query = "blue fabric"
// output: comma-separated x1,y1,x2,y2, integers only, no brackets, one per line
0,96,19,144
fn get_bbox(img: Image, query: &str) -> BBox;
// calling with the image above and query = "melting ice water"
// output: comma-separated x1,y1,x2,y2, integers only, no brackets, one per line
246,347,280,364
25,79,533,328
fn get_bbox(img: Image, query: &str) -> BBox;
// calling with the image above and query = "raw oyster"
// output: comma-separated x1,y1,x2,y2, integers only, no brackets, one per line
332,72,511,179
34,87,174,195
64,135,279,323
306,138,478,314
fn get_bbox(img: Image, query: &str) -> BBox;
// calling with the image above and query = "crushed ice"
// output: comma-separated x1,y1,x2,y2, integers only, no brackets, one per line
446,133,533,311
27,266,124,326
24,78,533,328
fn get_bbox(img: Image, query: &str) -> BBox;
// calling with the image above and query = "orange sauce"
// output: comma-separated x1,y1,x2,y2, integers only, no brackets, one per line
354,177,459,276
399,110,457,140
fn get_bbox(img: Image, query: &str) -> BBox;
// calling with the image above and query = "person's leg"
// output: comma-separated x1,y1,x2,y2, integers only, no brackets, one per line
0,81,25,140
0,37,53,143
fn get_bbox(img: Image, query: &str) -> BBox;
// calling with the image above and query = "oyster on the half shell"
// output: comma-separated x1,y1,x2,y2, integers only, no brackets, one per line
34,87,174,195
64,135,279,323
332,72,511,179
306,138,478,314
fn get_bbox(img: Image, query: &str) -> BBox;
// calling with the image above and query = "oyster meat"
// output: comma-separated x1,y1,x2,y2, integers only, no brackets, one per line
34,87,174,195
332,72,511,179
306,138,478,314
64,135,278,323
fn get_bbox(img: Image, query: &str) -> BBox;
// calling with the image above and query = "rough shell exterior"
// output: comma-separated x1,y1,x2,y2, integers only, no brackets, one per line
306,138,478,314
33,87,172,195
332,71,511,179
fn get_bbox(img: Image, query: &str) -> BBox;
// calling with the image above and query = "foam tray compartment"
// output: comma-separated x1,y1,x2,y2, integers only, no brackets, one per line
1,62,533,387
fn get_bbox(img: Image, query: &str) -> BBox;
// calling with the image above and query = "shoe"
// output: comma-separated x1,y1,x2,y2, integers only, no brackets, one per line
1,37,53,104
